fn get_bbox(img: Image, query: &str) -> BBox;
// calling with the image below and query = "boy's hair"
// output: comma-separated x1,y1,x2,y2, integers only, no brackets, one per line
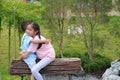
20,21,31,32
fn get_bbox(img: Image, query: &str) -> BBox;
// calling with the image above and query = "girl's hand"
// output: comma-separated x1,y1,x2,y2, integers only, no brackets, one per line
22,53,29,58
20,51,23,54
44,39,51,44
19,52,29,60
19,51,24,60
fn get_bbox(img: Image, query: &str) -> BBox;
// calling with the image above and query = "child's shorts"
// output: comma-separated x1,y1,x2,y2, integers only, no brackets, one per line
23,52,37,70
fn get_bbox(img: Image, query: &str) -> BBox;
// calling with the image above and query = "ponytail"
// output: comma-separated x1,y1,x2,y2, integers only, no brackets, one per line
37,31,42,49
30,22,42,49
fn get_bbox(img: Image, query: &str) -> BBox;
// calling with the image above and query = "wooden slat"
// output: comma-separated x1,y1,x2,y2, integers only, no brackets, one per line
10,58,81,76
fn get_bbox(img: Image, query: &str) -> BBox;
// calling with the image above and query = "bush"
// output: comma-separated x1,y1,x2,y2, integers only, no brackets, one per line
63,51,112,73
63,47,82,58
83,53,112,73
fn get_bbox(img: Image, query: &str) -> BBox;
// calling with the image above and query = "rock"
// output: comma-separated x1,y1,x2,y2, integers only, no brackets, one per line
45,74,99,80
108,75,120,80
102,69,113,78
101,59,120,80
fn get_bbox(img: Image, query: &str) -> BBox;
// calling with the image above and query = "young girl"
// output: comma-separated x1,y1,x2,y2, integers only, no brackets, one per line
20,22,55,80
20,21,51,80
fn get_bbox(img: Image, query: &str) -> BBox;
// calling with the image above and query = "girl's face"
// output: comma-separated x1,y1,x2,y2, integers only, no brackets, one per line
26,24,38,37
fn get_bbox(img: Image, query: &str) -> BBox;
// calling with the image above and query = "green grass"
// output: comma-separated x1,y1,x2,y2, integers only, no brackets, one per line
0,28,22,80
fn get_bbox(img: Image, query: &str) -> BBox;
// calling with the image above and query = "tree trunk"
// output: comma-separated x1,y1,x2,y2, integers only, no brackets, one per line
88,1,97,60
60,18,64,58
0,17,1,38
13,29,17,58
57,18,63,58
8,22,11,66
89,25,94,60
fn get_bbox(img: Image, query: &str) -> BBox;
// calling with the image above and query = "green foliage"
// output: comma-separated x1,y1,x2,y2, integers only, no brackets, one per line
72,0,114,60
83,53,112,73
64,52,111,73
96,0,113,12
97,14,110,24
68,16,80,26
75,0,113,12
115,0,120,11
56,41,84,58
41,0,74,57
63,50,81,58
109,16,120,37
62,49,112,73
1,0,44,29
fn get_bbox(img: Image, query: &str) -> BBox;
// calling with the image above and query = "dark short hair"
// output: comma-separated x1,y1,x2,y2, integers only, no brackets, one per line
20,21,31,32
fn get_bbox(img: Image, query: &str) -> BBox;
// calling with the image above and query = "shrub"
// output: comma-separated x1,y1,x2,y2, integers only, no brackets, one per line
83,53,112,73
58,48,112,73
63,48,82,58
63,51,112,73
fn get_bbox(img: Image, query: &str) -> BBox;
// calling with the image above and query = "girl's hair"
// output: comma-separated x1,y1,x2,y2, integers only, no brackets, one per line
20,21,31,32
29,22,42,49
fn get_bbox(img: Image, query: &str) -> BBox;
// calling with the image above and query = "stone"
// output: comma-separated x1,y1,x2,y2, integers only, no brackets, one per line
44,74,99,80
101,59,120,80
108,75,120,80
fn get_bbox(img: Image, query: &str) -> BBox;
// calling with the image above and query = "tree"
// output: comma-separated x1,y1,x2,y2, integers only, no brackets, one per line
73,0,113,60
41,0,72,58
115,0,120,11
1,0,44,65
0,0,3,37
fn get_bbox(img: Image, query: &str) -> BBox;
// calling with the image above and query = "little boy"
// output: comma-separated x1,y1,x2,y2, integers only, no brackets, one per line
20,21,37,80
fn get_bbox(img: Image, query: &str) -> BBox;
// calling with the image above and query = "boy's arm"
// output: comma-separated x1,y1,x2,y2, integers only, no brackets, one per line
30,39,51,44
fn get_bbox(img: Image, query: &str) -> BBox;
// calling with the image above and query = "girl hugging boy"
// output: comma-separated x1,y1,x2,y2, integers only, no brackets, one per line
20,21,55,80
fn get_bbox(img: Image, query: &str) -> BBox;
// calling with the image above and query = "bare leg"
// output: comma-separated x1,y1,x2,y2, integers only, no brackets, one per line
30,74,35,80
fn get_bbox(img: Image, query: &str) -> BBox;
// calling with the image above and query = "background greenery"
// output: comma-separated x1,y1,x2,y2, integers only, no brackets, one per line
0,0,120,80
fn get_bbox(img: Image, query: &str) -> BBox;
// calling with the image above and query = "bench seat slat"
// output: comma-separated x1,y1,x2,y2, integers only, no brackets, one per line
10,58,81,76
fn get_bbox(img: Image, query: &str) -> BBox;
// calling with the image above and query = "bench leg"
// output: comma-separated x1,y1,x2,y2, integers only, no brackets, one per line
21,76,24,80
68,75,72,80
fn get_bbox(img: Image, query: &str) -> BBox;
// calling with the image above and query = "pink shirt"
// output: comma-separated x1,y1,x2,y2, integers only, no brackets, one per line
27,35,55,61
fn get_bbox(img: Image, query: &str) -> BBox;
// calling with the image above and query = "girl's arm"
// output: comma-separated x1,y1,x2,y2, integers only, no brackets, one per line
30,39,51,44
20,36,51,60
19,51,30,59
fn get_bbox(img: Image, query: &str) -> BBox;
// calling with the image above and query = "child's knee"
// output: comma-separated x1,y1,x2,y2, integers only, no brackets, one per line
31,67,37,74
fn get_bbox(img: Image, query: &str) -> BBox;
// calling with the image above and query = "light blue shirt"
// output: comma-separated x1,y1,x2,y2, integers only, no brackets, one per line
20,33,33,52
20,33,37,69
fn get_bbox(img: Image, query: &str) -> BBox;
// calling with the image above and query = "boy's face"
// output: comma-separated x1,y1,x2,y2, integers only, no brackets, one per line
26,24,37,37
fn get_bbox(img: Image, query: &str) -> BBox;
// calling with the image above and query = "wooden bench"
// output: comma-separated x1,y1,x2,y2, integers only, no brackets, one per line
9,58,81,80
